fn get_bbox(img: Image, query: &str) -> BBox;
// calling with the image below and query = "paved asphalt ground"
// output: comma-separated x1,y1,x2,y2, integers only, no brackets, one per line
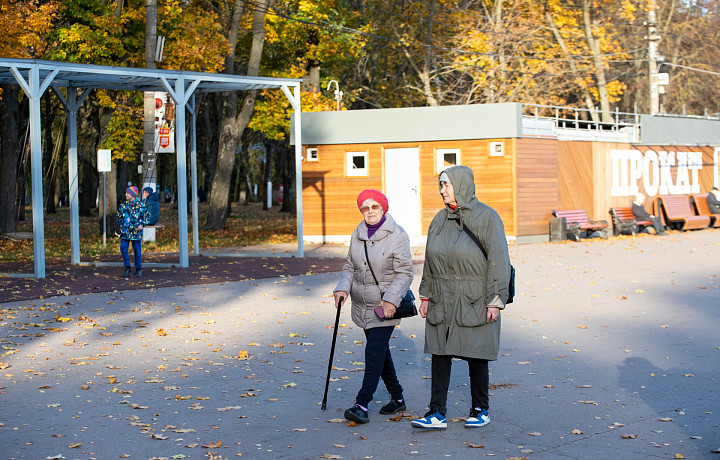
1,230,719,460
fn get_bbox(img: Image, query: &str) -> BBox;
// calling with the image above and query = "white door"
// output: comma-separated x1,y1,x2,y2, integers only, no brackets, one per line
384,148,421,237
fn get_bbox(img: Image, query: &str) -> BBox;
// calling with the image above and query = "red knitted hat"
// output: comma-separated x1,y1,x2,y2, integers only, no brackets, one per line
356,189,388,213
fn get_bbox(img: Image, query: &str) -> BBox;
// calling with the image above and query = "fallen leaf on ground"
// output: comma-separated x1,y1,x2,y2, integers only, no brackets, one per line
466,441,484,448
621,434,638,439
217,406,241,411
202,441,221,448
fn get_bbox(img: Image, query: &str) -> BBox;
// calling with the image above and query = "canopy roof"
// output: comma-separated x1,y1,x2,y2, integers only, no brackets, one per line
0,58,305,278
0,58,302,93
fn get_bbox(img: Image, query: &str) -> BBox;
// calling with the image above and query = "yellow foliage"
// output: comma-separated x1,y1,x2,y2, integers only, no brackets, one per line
0,0,59,58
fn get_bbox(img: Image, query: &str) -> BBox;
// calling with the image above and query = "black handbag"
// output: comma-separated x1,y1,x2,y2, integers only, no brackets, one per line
363,241,418,319
462,226,515,304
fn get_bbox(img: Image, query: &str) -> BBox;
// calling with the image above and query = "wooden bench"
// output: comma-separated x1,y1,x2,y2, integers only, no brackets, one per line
552,209,609,240
689,194,720,228
654,195,710,230
608,207,653,236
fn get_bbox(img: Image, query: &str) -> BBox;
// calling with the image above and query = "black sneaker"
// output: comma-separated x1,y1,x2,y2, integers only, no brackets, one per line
134,269,142,277
344,404,369,423
122,266,131,277
379,399,406,414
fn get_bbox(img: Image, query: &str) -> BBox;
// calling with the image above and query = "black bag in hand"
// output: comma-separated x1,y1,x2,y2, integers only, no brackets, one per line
394,289,418,319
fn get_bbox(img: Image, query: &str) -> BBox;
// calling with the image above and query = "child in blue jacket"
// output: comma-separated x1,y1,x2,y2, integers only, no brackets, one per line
117,186,150,277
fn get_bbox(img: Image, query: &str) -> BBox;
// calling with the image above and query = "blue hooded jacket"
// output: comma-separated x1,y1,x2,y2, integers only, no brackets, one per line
143,187,160,225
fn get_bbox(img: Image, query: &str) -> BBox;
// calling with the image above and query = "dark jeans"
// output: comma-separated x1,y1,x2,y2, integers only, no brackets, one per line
120,239,142,269
429,354,489,415
355,325,403,408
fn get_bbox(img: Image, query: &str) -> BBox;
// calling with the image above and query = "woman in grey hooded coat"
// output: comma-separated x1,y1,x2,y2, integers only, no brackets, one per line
411,165,511,430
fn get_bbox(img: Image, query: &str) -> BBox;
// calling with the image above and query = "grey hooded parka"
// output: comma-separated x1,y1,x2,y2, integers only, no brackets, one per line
419,165,511,361
334,213,414,330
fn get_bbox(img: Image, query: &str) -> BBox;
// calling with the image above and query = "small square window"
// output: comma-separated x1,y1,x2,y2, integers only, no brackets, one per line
437,149,460,174
346,151,368,177
489,141,504,157
306,147,318,161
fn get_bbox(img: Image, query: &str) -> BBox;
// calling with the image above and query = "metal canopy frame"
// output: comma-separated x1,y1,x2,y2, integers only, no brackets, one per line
0,58,304,278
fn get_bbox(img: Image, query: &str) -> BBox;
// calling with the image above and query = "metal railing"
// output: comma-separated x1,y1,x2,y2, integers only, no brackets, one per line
522,103,640,132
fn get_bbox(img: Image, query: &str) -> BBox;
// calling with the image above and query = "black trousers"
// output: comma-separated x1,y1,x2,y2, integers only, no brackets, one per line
429,354,489,415
650,216,665,234
355,325,403,407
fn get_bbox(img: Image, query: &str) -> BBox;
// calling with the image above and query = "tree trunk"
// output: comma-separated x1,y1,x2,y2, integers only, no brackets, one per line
42,96,62,214
582,0,612,122
278,142,294,214
205,0,268,229
16,141,28,222
78,104,100,218
0,84,22,233
98,108,118,233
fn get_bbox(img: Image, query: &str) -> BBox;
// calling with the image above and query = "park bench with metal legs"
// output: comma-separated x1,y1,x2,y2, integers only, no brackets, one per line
609,207,653,236
552,209,609,240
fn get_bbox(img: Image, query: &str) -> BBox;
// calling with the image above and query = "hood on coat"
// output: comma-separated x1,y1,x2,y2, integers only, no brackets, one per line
145,192,159,203
439,165,476,209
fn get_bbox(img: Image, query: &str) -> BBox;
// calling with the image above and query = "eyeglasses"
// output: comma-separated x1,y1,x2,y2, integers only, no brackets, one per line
360,204,381,213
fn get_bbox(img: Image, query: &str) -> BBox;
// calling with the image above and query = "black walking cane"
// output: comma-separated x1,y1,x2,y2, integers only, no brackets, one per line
321,295,344,410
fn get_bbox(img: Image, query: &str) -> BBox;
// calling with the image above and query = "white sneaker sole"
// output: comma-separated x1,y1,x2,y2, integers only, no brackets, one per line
411,420,447,429
465,417,490,428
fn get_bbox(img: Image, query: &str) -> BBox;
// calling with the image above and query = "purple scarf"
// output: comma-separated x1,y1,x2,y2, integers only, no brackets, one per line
365,215,386,239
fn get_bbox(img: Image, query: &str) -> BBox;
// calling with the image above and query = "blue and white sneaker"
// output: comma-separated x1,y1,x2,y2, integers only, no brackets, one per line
411,410,447,429
465,407,490,428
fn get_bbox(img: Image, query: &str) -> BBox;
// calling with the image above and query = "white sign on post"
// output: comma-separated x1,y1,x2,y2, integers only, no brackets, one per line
97,149,112,248
97,149,112,172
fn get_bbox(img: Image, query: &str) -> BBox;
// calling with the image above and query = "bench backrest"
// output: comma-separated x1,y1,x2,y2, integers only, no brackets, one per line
610,207,634,221
657,195,693,217
691,194,711,215
553,209,590,225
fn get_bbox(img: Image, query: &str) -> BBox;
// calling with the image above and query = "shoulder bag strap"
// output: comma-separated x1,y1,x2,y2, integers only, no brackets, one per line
461,225,488,259
363,240,380,286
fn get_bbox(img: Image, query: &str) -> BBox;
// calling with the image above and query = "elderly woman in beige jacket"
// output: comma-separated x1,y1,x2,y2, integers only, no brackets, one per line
333,189,414,424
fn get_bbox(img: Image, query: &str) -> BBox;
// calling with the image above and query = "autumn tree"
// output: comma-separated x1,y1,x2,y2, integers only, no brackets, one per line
0,0,58,234
242,0,364,212
654,0,720,116
204,0,269,230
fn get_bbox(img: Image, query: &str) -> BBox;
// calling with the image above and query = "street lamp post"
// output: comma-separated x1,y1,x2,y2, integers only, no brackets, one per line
326,80,343,111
